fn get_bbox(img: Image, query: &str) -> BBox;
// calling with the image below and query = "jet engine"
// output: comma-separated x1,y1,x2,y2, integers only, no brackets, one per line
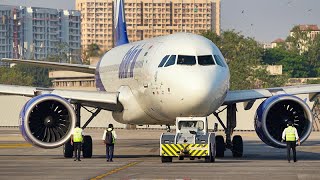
19,94,76,148
255,94,313,148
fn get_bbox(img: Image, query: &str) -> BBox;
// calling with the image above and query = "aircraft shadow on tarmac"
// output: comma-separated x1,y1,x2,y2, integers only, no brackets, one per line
1,139,319,162
87,155,250,163
86,140,320,162
239,140,320,161
92,154,159,159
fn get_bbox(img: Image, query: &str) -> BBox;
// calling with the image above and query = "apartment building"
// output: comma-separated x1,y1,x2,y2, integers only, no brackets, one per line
271,38,285,48
289,24,320,53
76,0,220,51
290,25,320,40
0,5,81,64
0,5,23,66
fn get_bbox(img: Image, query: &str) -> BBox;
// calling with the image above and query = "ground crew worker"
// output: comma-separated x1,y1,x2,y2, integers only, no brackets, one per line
102,124,117,162
282,121,300,163
71,126,84,161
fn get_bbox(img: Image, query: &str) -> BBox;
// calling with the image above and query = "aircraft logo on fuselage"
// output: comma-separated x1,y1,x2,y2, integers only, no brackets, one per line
118,44,144,79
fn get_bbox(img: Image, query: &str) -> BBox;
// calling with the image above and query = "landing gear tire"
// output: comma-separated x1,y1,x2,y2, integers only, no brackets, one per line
82,135,92,158
215,135,225,157
63,140,73,158
161,156,172,163
205,146,215,163
232,135,243,157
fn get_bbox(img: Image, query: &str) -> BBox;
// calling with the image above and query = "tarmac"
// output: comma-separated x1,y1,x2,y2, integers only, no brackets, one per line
0,128,320,180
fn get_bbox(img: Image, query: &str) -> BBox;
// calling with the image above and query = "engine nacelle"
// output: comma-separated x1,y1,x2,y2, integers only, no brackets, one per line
112,86,161,125
20,94,76,148
255,94,313,148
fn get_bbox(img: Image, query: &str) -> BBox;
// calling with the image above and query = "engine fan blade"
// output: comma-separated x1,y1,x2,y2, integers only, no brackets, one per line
45,127,51,142
49,128,56,142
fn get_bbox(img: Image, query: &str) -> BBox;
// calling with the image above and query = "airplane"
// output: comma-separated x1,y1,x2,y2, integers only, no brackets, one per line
0,0,318,158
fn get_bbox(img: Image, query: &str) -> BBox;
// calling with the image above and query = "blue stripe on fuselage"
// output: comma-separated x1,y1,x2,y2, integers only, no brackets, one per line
129,49,142,77
118,45,144,79
119,46,135,78
95,57,106,91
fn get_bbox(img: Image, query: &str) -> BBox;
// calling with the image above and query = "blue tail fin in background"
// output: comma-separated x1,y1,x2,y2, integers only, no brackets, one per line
114,0,129,47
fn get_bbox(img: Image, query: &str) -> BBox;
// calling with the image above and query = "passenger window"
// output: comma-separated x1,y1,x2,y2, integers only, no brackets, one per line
177,55,196,65
198,55,215,65
164,55,176,67
214,55,226,67
158,55,170,67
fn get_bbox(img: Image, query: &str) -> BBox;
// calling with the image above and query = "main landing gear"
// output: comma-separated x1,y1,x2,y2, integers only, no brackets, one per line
63,104,102,158
213,104,243,158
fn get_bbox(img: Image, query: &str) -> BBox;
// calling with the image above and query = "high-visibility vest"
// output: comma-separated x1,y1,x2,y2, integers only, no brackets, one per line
285,126,296,141
73,127,83,142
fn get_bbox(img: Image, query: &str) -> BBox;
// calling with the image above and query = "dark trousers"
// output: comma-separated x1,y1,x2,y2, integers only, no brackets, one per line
286,141,297,162
74,142,82,160
106,144,114,160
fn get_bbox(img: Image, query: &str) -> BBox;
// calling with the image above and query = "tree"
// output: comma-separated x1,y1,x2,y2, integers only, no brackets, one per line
81,43,103,65
202,31,221,47
203,30,287,90
253,67,288,88
303,35,320,76
0,65,51,87
0,67,33,86
286,26,311,54
280,56,310,78
81,48,90,65
260,25,320,79
86,43,101,58
285,26,320,77
15,64,52,87
262,47,296,65
262,47,311,77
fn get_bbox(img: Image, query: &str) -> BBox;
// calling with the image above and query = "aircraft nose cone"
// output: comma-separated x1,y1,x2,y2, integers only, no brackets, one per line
167,67,228,116
182,73,215,101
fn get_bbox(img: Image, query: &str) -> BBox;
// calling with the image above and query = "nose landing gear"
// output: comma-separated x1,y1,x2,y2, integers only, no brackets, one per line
213,104,243,158
166,124,171,132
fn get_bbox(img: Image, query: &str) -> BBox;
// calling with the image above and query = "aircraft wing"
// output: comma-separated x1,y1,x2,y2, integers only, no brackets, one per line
1,58,96,74
224,84,320,105
0,84,122,111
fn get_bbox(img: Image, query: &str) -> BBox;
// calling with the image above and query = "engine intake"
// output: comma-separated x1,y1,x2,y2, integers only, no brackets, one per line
255,94,313,148
20,94,76,148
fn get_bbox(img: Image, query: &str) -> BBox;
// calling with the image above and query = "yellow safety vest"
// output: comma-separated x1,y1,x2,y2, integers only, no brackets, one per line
285,126,296,141
73,127,83,142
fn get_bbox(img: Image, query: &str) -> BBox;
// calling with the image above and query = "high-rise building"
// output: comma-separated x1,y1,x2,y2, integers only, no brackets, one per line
0,5,23,65
0,5,81,64
76,0,220,51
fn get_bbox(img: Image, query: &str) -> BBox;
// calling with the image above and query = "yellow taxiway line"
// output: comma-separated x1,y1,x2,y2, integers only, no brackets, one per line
90,161,140,180
0,144,32,148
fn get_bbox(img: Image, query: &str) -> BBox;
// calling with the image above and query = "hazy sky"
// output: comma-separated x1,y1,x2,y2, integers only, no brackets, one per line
221,0,320,42
1,0,320,42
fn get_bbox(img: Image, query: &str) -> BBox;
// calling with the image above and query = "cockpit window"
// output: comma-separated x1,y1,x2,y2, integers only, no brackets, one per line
158,55,170,67
198,55,215,65
214,55,226,67
164,55,176,67
177,55,196,65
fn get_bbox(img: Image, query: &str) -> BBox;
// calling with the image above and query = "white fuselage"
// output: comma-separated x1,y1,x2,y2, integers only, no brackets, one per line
96,33,230,125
